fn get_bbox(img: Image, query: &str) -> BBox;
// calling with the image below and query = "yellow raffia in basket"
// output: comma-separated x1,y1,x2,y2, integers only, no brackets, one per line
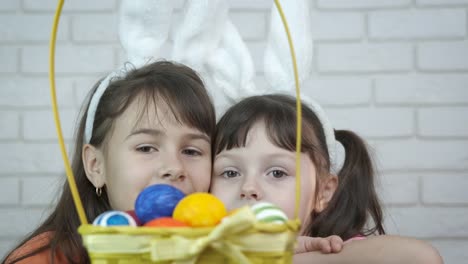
49,0,303,263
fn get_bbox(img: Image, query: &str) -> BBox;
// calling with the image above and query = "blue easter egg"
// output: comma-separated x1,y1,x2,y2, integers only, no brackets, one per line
135,184,186,224
93,211,137,226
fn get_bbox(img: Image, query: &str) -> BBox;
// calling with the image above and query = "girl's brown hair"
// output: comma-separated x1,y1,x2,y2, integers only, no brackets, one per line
4,61,215,264
213,94,385,240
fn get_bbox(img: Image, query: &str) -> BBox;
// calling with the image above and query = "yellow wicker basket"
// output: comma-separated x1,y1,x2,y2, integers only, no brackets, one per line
79,207,299,263
49,1,303,263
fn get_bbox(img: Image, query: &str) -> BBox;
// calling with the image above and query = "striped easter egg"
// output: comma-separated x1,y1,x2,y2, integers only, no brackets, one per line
251,202,288,224
93,210,137,227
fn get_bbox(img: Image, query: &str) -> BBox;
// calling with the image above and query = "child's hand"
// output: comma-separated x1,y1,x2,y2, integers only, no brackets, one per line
295,235,343,254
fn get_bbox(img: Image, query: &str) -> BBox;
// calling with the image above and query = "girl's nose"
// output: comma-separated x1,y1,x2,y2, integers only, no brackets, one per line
240,179,262,200
161,167,186,182
157,155,186,182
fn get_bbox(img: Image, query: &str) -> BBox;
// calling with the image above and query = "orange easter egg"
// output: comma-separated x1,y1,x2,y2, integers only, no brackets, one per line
173,193,227,227
144,217,187,227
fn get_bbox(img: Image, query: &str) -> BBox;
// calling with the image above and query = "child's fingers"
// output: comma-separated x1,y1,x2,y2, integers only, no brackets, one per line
328,235,344,253
317,238,332,253
295,236,332,254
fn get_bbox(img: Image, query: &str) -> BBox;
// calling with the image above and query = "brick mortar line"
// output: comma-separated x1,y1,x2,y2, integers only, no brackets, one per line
416,4,468,9
315,6,413,12
379,168,468,173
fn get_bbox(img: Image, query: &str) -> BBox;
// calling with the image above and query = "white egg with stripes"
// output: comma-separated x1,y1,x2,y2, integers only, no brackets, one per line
251,202,288,224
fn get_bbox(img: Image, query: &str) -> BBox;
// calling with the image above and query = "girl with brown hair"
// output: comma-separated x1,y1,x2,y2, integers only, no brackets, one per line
211,94,443,263
4,61,216,263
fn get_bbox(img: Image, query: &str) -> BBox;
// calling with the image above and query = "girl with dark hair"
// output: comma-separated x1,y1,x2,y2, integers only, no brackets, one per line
211,94,443,263
3,61,216,264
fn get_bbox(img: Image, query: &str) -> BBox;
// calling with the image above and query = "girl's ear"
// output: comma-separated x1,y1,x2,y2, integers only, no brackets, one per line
315,174,338,213
82,144,106,188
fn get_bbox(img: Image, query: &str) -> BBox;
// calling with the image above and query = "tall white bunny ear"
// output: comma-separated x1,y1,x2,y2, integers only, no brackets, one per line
263,0,342,172
119,0,174,67
205,20,257,102
172,0,256,112
264,0,313,92
85,0,174,143
171,0,228,72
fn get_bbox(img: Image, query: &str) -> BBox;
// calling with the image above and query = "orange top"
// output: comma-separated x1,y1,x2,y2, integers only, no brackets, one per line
4,232,67,264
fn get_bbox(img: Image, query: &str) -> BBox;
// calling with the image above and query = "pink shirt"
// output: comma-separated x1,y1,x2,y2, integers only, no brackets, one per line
345,235,366,244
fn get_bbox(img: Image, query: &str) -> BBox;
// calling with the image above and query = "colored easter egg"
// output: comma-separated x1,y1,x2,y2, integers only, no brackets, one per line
173,193,227,227
125,210,142,226
135,184,186,224
93,211,137,227
251,202,288,224
144,217,188,227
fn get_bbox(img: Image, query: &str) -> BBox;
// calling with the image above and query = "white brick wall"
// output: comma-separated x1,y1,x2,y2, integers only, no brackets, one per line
21,176,61,206
317,0,412,9
22,0,116,12
1,1,467,263
304,78,371,105
0,143,66,174
328,107,414,138
418,0,468,6
418,41,468,70
317,43,413,72
375,74,468,104
379,173,419,205
72,14,118,43
369,9,466,39
23,109,78,141
0,178,20,205
430,240,468,264
423,174,468,204
0,47,18,73
310,12,364,40
385,207,468,237
21,45,115,74
0,112,19,140
419,107,468,136
374,140,468,170
0,77,75,107
0,15,70,43
0,0,19,11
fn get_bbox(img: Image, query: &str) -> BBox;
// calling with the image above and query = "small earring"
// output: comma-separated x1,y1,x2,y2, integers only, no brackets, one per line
96,187,102,197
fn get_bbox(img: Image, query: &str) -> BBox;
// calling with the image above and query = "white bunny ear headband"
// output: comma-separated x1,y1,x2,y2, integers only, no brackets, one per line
84,0,231,143
203,0,344,173
264,0,343,173
84,0,343,173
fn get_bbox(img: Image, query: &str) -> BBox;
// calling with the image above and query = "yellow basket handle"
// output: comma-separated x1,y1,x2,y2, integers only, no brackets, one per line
49,0,88,225
49,0,302,225
272,0,303,219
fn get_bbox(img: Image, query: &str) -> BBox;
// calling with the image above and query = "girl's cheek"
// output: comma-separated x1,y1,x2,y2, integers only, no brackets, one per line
211,181,235,208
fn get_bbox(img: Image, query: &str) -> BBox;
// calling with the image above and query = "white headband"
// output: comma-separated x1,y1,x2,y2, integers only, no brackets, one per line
299,95,341,173
84,71,116,144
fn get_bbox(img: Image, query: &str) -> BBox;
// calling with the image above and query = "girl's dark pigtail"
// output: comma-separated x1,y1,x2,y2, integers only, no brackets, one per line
306,129,385,240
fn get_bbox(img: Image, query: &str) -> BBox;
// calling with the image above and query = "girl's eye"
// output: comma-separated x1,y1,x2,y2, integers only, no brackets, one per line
221,170,240,179
268,169,288,179
136,146,157,153
182,148,202,156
